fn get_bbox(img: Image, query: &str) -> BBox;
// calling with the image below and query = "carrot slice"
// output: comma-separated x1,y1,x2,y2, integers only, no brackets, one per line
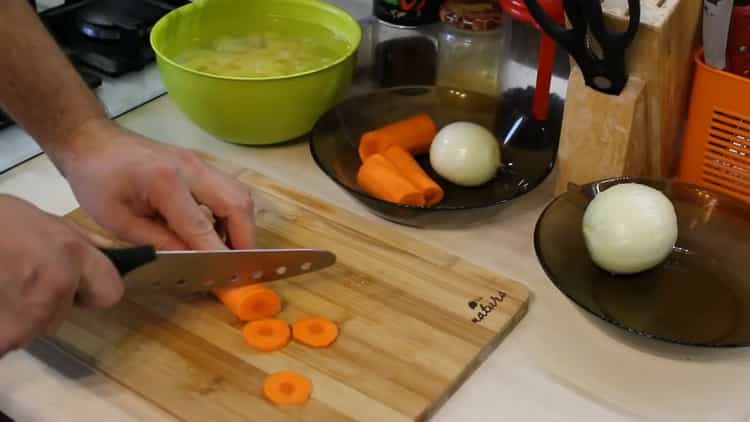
356,153,426,206
381,145,444,206
358,113,438,161
213,284,282,321
292,317,339,348
263,371,312,405
242,319,291,352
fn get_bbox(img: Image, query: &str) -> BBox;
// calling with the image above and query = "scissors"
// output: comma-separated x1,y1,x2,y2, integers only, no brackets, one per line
523,0,641,96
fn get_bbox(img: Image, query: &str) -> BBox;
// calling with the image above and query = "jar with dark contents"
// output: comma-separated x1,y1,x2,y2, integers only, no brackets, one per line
436,0,505,97
374,0,443,27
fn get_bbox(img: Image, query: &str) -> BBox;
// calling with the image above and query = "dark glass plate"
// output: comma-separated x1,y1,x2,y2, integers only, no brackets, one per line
534,176,750,347
309,85,560,227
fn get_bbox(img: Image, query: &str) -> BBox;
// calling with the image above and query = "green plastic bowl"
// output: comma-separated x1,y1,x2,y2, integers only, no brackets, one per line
150,0,362,145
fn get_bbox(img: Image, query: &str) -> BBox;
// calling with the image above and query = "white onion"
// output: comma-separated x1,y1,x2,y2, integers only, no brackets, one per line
582,183,678,274
429,122,501,187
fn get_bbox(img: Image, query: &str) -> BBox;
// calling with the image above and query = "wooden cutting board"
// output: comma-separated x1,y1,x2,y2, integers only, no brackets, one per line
50,155,530,422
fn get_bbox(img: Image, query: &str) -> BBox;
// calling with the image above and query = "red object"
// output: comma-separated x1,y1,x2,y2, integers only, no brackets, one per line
500,0,563,28
499,0,564,120
727,0,750,77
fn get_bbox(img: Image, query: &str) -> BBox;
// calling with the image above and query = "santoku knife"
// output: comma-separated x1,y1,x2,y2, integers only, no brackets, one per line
98,245,336,295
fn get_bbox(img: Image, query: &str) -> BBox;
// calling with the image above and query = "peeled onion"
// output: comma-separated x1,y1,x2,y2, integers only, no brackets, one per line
582,183,678,274
429,122,501,187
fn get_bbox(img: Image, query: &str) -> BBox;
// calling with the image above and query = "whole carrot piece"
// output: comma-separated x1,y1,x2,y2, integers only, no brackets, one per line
381,146,444,206
358,113,438,161
356,153,426,206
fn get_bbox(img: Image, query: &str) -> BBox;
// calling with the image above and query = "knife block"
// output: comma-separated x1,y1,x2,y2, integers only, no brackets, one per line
552,0,703,195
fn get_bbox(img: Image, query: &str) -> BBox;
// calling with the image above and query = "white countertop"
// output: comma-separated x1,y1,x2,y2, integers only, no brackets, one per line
2,2,750,422
3,90,750,422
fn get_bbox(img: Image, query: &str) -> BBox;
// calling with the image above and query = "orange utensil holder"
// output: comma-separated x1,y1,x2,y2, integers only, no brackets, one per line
678,49,750,204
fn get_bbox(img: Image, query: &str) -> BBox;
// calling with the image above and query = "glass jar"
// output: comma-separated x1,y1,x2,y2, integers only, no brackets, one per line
436,0,505,98
370,17,439,88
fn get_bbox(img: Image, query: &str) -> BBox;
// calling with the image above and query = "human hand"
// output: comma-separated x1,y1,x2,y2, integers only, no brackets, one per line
0,194,123,356
58,118,256,251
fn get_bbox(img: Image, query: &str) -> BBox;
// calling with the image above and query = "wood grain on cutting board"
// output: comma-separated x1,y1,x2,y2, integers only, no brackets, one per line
51,157,530,422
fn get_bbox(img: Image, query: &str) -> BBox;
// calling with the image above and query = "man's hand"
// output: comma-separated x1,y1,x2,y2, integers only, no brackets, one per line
0,195,123,356
58,118,256,251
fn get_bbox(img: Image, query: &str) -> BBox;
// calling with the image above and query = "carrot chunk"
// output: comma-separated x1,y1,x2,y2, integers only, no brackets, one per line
263,371,312,405
381,145,444,206
356,153,426,206
243,319,291,352
213,284,282,321
292,317,339,348
358,113,438,161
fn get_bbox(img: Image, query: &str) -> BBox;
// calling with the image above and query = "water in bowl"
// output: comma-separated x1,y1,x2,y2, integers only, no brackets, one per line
173,17,352,79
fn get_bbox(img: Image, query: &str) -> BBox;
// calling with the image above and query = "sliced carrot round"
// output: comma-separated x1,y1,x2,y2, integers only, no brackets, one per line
213,284,282,321
242,319,291,352
292,317,339,348
263,371,312,405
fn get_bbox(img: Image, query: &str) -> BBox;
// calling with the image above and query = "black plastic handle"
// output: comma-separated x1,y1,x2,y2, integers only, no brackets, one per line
584,0,640,48
99,245,157,276
523,0,641,96
524,0,575,43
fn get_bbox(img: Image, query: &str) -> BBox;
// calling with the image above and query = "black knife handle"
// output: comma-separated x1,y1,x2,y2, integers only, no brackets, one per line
99,245,157,276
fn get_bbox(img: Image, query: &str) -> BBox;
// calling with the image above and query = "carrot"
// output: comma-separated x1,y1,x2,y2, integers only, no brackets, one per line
292,317,339,348
242,319,291,352
213,284,282,321
263,371,312,405
381,146,444,206
358,113,438,161
356,153,426,206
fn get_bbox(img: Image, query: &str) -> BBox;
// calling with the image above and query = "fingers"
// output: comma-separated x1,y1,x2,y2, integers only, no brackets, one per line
107,207,189,251
0,318,27,356
45,284,75,336
75,246,124,309
14,241,85,345
147,165,228,250
0,200,126,357
191,170,256,250
224,204,256,249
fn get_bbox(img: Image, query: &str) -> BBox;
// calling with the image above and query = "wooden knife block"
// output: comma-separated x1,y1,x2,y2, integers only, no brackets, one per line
552,0,703,195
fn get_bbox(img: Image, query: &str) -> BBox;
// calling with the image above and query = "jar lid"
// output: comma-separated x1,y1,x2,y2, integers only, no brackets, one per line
439,0,503,31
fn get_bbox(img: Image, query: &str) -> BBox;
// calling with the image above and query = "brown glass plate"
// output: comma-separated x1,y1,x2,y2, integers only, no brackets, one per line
309,85,561,228
534,176,750,347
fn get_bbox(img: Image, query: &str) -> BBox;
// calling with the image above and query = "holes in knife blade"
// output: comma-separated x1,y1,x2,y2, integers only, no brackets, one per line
229,274,239,283
301,262,312,271
252,271,264,279
176,279,187,287
276,266,287,275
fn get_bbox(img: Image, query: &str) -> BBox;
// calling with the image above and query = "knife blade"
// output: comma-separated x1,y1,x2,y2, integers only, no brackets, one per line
98,245,336,294
704,0,735,69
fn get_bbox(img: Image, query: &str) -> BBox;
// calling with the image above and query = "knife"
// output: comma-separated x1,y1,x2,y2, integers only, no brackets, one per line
98,245,336,295
704,0,735,69
727,0,750,77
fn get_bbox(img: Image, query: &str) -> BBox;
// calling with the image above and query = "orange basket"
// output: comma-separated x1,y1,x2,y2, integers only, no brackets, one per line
678,49,750,204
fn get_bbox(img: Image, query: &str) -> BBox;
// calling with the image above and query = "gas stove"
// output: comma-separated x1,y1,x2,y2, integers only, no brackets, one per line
0,0,189,174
